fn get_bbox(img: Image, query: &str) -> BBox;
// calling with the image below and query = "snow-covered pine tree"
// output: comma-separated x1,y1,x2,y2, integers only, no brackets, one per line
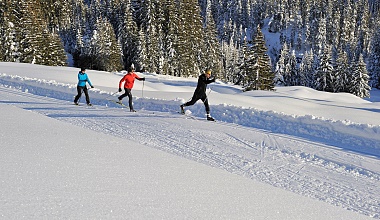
349,54,370,98
161,0,178,76
284,50,298,86
141,0,164,74
334,50,350,93
40,30,67,66
0,1,18,62
315,17,326,55
118,0,139,70
367,27,380,89
299,49,315,88
245,27,274,91
202,0,223,80
176,0,204,77
314,46,333,92
15,0,66,65
238,37,255,89
274,42,289,86
96,18,122,71
0,1,5,61
222,39,240,83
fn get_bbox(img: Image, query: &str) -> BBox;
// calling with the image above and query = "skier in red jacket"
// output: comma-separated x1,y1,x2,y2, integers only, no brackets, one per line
118,66,145,112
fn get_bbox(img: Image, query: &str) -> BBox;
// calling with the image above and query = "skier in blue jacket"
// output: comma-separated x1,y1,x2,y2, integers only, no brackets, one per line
74,67,94,106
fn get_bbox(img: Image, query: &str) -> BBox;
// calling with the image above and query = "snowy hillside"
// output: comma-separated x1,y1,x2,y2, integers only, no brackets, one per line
0,62,379,219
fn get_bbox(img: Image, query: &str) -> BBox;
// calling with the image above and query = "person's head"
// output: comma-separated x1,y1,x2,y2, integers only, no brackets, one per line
128,66,135,72
205,69,211,78
80,67,86,73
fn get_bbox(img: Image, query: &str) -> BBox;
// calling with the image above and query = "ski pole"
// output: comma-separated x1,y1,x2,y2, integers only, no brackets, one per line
142,80,145,98
105,91,119,100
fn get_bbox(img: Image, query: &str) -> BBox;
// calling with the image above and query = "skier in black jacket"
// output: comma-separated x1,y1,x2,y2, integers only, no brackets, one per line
180,69,216,121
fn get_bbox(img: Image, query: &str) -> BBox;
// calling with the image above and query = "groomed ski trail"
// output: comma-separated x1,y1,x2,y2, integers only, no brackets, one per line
0,86,379,218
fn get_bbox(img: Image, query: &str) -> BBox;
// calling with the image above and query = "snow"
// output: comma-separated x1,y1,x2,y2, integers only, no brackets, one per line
0,62,379,219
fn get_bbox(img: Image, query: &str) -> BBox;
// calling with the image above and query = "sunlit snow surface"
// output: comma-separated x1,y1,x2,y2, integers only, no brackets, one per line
0,62,379,219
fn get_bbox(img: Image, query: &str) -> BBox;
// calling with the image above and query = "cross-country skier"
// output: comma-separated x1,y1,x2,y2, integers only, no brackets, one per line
180,69,216,121
74,67,94,106
117,66,145,112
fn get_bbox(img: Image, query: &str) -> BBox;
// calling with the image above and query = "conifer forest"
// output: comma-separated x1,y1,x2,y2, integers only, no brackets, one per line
1,0,380,97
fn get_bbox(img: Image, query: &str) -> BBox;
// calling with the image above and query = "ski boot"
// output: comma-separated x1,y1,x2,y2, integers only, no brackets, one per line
206,114,215,121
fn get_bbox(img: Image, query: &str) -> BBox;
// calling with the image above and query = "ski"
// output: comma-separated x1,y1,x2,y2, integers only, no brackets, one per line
177,111,215,121
107,99,138,112
107,99,127,107
73,103,93,107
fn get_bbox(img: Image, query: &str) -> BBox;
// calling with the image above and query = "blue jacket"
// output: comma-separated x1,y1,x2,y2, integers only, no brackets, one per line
77,71,93,87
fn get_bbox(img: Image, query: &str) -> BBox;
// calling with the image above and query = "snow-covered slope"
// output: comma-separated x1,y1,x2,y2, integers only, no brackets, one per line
0,62,379,219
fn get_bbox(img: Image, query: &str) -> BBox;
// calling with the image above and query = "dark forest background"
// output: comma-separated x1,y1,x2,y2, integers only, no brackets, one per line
1,0,380,97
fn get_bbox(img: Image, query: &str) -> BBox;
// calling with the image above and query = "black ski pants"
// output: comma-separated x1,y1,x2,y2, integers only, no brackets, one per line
118,88,134,110
74,86,90,104
183,93,210,114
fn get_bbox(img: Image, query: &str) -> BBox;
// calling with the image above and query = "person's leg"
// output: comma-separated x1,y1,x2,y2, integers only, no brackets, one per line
74,86,83,103
202,96,214,121
118,89,128,101
126,89,134,111
202,96,210,114
183,95,199,107
83,87,90,104
181,95,199,114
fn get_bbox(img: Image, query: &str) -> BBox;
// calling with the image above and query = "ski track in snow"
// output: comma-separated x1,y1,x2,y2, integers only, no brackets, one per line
1,76,380,218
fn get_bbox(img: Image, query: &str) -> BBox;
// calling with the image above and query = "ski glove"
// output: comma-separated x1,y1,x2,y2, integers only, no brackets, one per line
91,86,94,88
118,88,122,92
140,77,146,81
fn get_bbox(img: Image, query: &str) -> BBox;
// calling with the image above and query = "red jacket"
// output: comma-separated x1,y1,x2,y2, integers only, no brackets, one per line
119,72,141,89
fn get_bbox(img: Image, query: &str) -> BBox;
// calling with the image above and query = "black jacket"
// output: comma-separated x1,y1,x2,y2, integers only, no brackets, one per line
194,74,215,96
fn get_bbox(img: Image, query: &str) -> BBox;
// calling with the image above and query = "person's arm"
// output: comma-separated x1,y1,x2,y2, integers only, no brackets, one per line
203,75,215,84
86,74,94,87
119,75,126,90
135,73,145,81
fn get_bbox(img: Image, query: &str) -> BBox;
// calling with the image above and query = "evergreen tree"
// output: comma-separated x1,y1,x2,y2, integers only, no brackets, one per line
315,17,326,54
349,55,370,98
202,0,223,79
176,0,204,77
16,0,66,65
299,50,315,87
333,50,351,93
18,0,44,63
314,47,333,91
368,28,380,88
162,0,179,76
240,37,256,90
93,18,122,71
245,28,275,91
118,0,139,70
0,0,18,62
222,39,240,83
40,30,67,66
275,42,289,86
139,0,162,73
284,50,298,86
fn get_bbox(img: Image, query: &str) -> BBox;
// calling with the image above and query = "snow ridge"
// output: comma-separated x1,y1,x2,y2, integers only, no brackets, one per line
1,73,379,157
